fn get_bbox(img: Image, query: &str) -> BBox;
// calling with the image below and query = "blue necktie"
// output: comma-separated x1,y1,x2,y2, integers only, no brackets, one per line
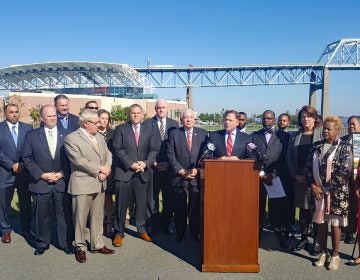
11,125,17,147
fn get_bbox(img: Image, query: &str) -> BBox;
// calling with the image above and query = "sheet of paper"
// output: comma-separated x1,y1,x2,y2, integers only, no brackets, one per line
263,176,286,198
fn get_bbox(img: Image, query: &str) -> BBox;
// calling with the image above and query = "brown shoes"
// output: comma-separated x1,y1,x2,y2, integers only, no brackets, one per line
1,232,11,243
112,235,123,247
92,246,115,255
139,232,153,242
75,249,86,263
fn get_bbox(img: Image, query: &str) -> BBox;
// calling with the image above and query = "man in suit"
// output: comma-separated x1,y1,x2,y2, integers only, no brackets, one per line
23,105,70,255
250,110,291,249
0,104,33,243
64,109,114,263
54,94,79,247
54,94,80,136
237,111,248,133
144,99,179,235
112,104,158,247
167,109,207,243
209,110,251,160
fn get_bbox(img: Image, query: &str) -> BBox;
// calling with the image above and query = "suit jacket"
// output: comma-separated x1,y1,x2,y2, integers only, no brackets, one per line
64,129,112,195
250,129,285,174
167,127,207,187
143,116,179,162
209,129,250,159
112,122,158,183
23,127,69,194
0,121,33,184
57,113,80,137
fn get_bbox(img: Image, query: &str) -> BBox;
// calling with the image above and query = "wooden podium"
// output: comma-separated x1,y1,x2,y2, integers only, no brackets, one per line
201,159,260,272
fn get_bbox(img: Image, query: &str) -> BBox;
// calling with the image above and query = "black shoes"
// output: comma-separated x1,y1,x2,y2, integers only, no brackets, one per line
294,239,308,251
309,242,320,256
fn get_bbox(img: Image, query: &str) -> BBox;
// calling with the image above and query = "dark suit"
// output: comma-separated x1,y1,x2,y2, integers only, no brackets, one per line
209,129,250,159
250,129,290,239
112,122,158,236
0,121,32,234
23,127,69,250
144,116,179,229
167,127,207,240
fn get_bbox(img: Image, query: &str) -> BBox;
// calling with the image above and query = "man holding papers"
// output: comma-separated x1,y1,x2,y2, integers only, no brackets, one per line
250,110,291,249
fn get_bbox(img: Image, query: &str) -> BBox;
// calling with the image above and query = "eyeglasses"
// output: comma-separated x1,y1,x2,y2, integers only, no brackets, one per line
86,120,99,126
86,106,98,110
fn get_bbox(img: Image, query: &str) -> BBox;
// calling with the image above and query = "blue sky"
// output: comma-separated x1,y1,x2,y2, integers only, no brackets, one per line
0,0,359,117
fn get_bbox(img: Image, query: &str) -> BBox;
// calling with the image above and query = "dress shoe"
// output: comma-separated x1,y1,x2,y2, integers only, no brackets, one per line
34,248,45,256
1,232,11,243
75,249,86,263
92,246,115,254
345,258,360,266
112,235,123,247
294,238,308,251
344,234,356,244
139,232,152,242
62,246,73,255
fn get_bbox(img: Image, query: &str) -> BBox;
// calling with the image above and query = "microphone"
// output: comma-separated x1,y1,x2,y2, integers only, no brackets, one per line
246,143,265,165
197,142,216,166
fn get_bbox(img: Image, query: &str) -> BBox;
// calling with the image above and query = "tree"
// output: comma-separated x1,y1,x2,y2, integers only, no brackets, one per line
111,105,130,123
29,105,41,127
3,93,26,118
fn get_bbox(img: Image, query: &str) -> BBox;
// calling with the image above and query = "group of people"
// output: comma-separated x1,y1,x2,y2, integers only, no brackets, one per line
0,95,359,270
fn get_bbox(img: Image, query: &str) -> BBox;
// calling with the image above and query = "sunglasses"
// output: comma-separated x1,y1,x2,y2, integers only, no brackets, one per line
86,106,98,110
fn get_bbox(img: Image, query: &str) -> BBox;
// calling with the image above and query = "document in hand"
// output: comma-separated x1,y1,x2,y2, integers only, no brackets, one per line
263,176,286,198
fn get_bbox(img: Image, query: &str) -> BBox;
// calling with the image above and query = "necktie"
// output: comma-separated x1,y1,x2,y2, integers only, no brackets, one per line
134,125,139,146
48,130,55,159
187,131,192,152
226,132,233,156
11,125,17,147
89,135,100,153
159,119,165,141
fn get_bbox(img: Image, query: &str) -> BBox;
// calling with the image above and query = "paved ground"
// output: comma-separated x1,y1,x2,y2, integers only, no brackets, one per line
1,218,359,280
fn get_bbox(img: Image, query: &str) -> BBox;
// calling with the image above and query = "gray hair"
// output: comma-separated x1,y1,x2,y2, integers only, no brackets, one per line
180,109,196,120
79,108,98,123
155,99,168,108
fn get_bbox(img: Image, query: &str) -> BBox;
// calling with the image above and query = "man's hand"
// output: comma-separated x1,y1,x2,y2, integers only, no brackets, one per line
41,172,64,183
100,166,111,176
11,162,23,174
98,173,107,182
218,156,240,161
261,173,273,186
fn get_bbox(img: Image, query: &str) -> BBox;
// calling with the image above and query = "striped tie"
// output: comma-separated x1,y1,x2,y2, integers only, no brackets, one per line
159,119,165,141
226,132,233,156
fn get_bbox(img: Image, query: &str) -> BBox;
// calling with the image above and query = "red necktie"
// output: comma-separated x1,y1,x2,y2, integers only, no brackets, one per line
226,131,233,156
134,125,139,146
187,131,192,152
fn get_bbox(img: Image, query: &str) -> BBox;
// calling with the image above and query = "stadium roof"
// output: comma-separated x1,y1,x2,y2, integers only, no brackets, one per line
0,62,153,91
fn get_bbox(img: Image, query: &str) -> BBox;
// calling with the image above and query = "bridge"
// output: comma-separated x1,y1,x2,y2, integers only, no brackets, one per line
0,38,359,116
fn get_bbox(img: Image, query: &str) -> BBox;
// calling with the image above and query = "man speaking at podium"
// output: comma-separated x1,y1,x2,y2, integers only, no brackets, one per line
208,110,251,160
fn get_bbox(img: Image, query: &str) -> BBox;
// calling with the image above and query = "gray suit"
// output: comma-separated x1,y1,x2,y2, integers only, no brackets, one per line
65,129,112,251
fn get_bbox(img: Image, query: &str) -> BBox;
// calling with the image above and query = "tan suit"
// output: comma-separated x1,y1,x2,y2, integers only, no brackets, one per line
64,128,112,251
